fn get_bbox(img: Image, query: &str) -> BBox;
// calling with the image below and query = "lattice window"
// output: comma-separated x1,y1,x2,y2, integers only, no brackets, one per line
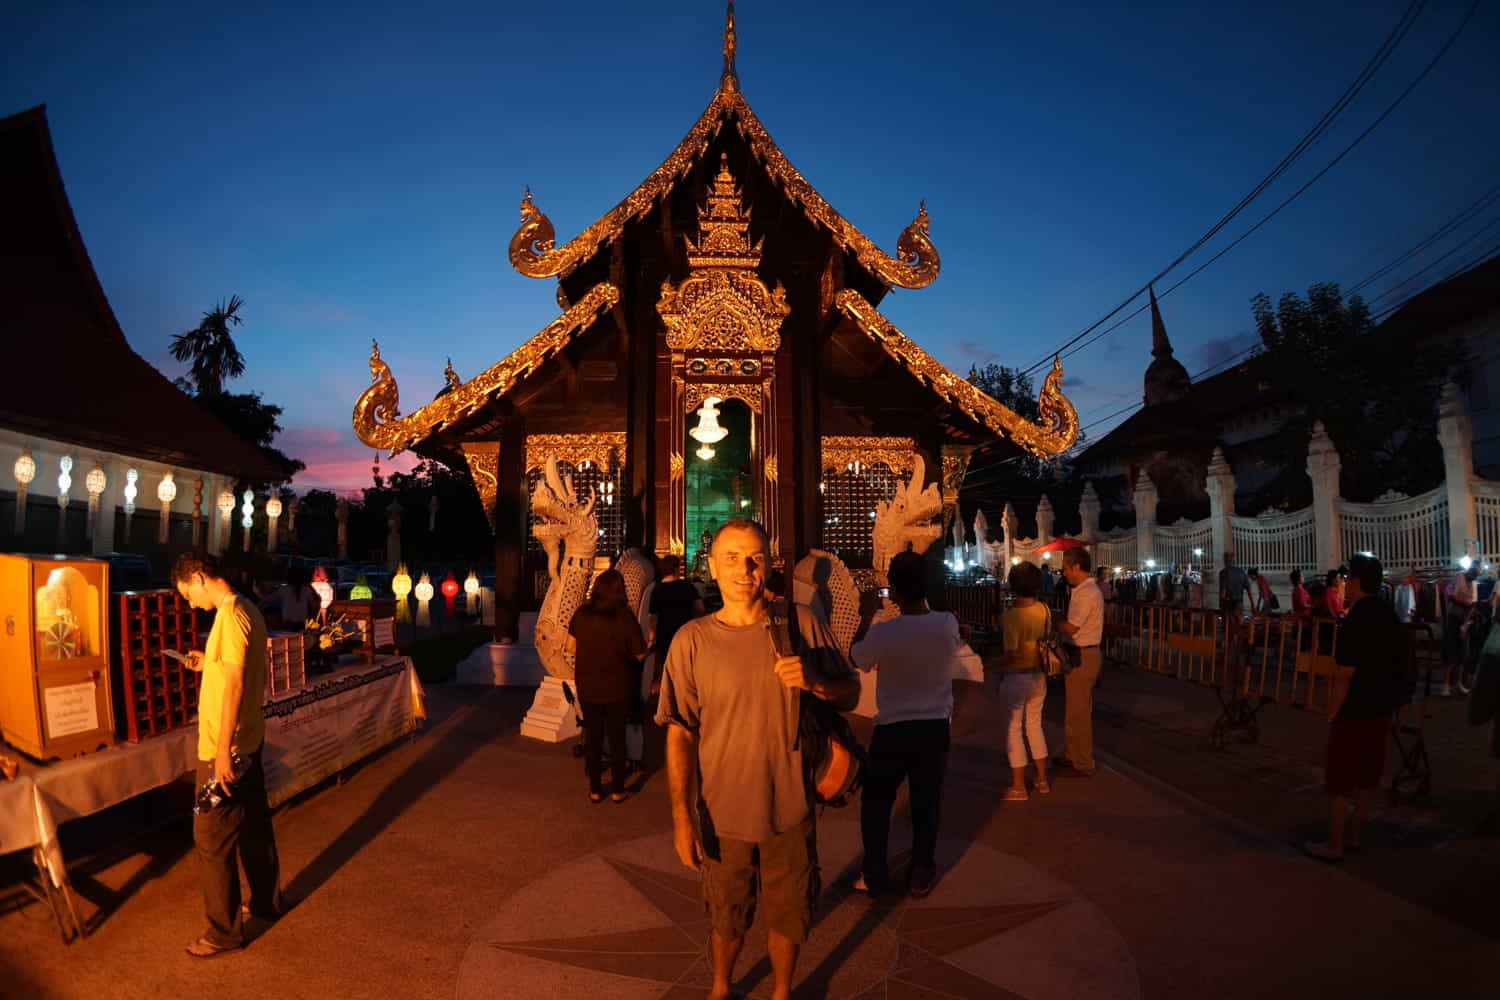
821,464,904,567
525,462,625,562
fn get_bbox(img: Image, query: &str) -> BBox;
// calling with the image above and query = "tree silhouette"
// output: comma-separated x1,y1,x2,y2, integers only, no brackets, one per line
170,295,247,396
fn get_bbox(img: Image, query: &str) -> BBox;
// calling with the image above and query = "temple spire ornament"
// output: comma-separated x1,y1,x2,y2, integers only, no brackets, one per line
1143,285,1191,407
721,1,738,92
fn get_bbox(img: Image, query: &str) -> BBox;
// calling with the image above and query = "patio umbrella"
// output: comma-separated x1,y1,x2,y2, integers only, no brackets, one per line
1030,537,1090,554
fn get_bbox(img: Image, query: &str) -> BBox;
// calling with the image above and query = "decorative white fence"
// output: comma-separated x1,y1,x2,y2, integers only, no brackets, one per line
1230,508,1316,578
1154,518,1214,571
1094,530,1137,570
1476,479,1500,564
1337,487,1449,571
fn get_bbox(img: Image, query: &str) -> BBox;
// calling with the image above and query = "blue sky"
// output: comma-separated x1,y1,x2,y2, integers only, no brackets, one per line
3,1,1496,492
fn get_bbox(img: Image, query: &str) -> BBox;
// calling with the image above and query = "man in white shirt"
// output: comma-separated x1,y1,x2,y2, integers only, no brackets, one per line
849,550,960,898
1055,548,1103,777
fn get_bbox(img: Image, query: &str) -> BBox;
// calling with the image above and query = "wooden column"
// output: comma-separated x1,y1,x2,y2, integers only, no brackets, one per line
493,411,527,643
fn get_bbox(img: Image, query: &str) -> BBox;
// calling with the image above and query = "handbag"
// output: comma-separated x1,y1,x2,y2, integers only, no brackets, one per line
770,601,867,808
1035,605,1074,678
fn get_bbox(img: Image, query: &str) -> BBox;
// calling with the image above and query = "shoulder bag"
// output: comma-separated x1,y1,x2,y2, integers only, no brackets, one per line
770,601,867,808
1035,604,1074,678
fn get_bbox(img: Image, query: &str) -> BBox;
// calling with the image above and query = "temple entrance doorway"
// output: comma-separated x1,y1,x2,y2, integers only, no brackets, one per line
684,396,755,578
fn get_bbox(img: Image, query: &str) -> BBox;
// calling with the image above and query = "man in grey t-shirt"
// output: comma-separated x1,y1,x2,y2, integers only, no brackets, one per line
656,519,859,1000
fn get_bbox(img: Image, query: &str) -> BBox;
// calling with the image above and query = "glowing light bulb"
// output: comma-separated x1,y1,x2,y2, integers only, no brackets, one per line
13,447,35,486
157,472,177,505
696,443,716,461
57,455,73,497
85,463,106,498
217,489,235,514
124,468,139,513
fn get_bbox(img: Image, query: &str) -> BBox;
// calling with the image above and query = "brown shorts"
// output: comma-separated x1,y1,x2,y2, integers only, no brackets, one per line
1325,716,1390,796
701,815,819,942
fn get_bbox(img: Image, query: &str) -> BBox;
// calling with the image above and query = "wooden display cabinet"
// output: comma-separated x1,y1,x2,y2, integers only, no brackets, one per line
0,554,115,759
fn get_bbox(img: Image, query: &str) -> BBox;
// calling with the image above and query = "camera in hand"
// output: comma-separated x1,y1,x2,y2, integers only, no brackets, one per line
193,752,251,814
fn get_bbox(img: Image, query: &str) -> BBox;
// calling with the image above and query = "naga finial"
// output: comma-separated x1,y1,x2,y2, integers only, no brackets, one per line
369,339,386,379
915,200,931,231
720,1,738,92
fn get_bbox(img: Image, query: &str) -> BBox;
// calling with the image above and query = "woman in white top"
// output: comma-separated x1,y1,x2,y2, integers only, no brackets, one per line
850,551,959,898
263,566,320,631
994,561,1050,800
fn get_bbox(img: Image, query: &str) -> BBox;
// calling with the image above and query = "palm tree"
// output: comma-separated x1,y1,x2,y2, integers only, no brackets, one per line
170,295,247,396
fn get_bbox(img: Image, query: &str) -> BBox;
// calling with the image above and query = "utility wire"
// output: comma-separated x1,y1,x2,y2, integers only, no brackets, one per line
1027,0,1481,377
1014,0,1430,377
1364,214,1500,305
1347,179,1500,294
1368,242,1500,323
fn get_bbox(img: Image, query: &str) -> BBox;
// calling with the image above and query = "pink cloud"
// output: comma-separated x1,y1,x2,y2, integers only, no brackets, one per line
278,426,422,495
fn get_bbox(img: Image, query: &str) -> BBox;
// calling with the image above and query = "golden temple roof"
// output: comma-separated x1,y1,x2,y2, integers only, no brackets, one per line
508,3,939,290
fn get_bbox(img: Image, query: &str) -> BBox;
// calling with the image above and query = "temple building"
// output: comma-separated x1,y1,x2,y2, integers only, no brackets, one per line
353,5,1078,637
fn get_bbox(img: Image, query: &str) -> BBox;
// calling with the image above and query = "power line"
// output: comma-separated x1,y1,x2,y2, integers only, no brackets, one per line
1364,214,1500,306
1346,179,1500,294
1027,0,1481,376
1014,0,1430,376
1368,242,1500,324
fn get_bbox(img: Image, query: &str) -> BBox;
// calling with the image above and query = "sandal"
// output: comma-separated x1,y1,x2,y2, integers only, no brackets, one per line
588,792,604,804
1034,779,1051,795
1003,787,1028,801
185,936,242,959
609,792,631,803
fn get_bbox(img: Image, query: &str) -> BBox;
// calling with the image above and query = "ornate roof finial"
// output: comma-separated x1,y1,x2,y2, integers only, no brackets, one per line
720,1,738,92
444,357,460,388
1148,285,1173,359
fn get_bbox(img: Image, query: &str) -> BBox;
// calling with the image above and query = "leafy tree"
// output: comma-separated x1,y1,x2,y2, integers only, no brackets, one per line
170,295,247,396
193,391,305,481
1252,282,1461,502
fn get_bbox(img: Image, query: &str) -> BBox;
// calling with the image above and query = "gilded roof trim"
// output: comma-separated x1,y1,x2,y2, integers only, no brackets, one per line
834,289,1079,457
352,282,621,455
509,88,938,289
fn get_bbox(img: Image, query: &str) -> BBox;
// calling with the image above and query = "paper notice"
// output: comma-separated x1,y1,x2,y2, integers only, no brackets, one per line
373,618,395,648
44,681,99,738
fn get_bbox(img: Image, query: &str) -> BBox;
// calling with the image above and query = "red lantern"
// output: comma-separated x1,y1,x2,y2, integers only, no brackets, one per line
440,572,460,616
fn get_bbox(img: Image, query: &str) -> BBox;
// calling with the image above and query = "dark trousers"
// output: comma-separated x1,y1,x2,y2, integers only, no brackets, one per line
860,719,949,886
193,749,281,947
582,699,629,795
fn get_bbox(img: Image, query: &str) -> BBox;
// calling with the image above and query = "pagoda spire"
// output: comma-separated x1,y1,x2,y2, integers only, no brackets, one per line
720,1,738,92
1149,284,1174,359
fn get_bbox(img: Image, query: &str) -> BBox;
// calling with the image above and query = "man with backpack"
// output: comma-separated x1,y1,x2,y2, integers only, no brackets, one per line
656,519,859,1000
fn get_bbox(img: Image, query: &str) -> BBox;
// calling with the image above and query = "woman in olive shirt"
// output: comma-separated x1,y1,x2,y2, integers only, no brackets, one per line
994,562,1051,800
568,570,647,802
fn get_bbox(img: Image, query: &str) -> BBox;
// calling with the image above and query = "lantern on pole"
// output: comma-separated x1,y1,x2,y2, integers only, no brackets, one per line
392,563,412,622
123,467,139,542
56,456,73,546
157,471,177,544
440,571,460,617
192,476,205,546
265,492,283,553
217,488,236,552
13,446,35,534
414,572,434,628
85,462,106,541
464,570,480,615
350,573,374,600
241,489,255,552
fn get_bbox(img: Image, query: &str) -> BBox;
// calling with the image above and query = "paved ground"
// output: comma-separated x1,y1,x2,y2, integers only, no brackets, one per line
1,667,1495,999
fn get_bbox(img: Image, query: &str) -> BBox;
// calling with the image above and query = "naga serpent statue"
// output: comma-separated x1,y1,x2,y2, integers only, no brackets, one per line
530,459,599,680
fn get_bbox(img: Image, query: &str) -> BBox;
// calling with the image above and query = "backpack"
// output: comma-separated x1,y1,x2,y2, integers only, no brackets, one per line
769,601,867,808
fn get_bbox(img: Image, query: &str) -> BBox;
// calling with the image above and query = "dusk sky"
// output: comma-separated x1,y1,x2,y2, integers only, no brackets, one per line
3,0,1496,494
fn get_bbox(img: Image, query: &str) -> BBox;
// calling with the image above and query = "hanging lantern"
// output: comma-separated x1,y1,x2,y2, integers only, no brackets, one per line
350,573,374,600
413,572,434,627
156,471,177,543
440,572,460,616
695,443,716,461
241,489,255,551
265,492,284,554
464,570,480,615
311,565,334,621
689,396,729,444
85,462,106,541
55,456,74,546
14,445,36,536
392,563,412,622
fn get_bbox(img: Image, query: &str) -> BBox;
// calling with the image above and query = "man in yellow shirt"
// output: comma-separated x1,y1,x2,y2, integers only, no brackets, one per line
173,552,281,957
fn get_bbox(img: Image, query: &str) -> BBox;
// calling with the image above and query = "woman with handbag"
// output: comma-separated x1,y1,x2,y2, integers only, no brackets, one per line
995,562,1051,800
567,570,647,803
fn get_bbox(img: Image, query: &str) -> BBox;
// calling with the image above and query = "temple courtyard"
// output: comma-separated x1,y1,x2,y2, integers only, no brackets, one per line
2,665,1493,1000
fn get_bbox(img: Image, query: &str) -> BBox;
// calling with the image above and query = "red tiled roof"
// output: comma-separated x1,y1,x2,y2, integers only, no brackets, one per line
0,107,283,482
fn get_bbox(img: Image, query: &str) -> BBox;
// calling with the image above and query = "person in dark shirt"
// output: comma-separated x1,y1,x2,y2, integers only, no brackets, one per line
1305,553,1406,862
568,570,647,803
648,554,705,667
